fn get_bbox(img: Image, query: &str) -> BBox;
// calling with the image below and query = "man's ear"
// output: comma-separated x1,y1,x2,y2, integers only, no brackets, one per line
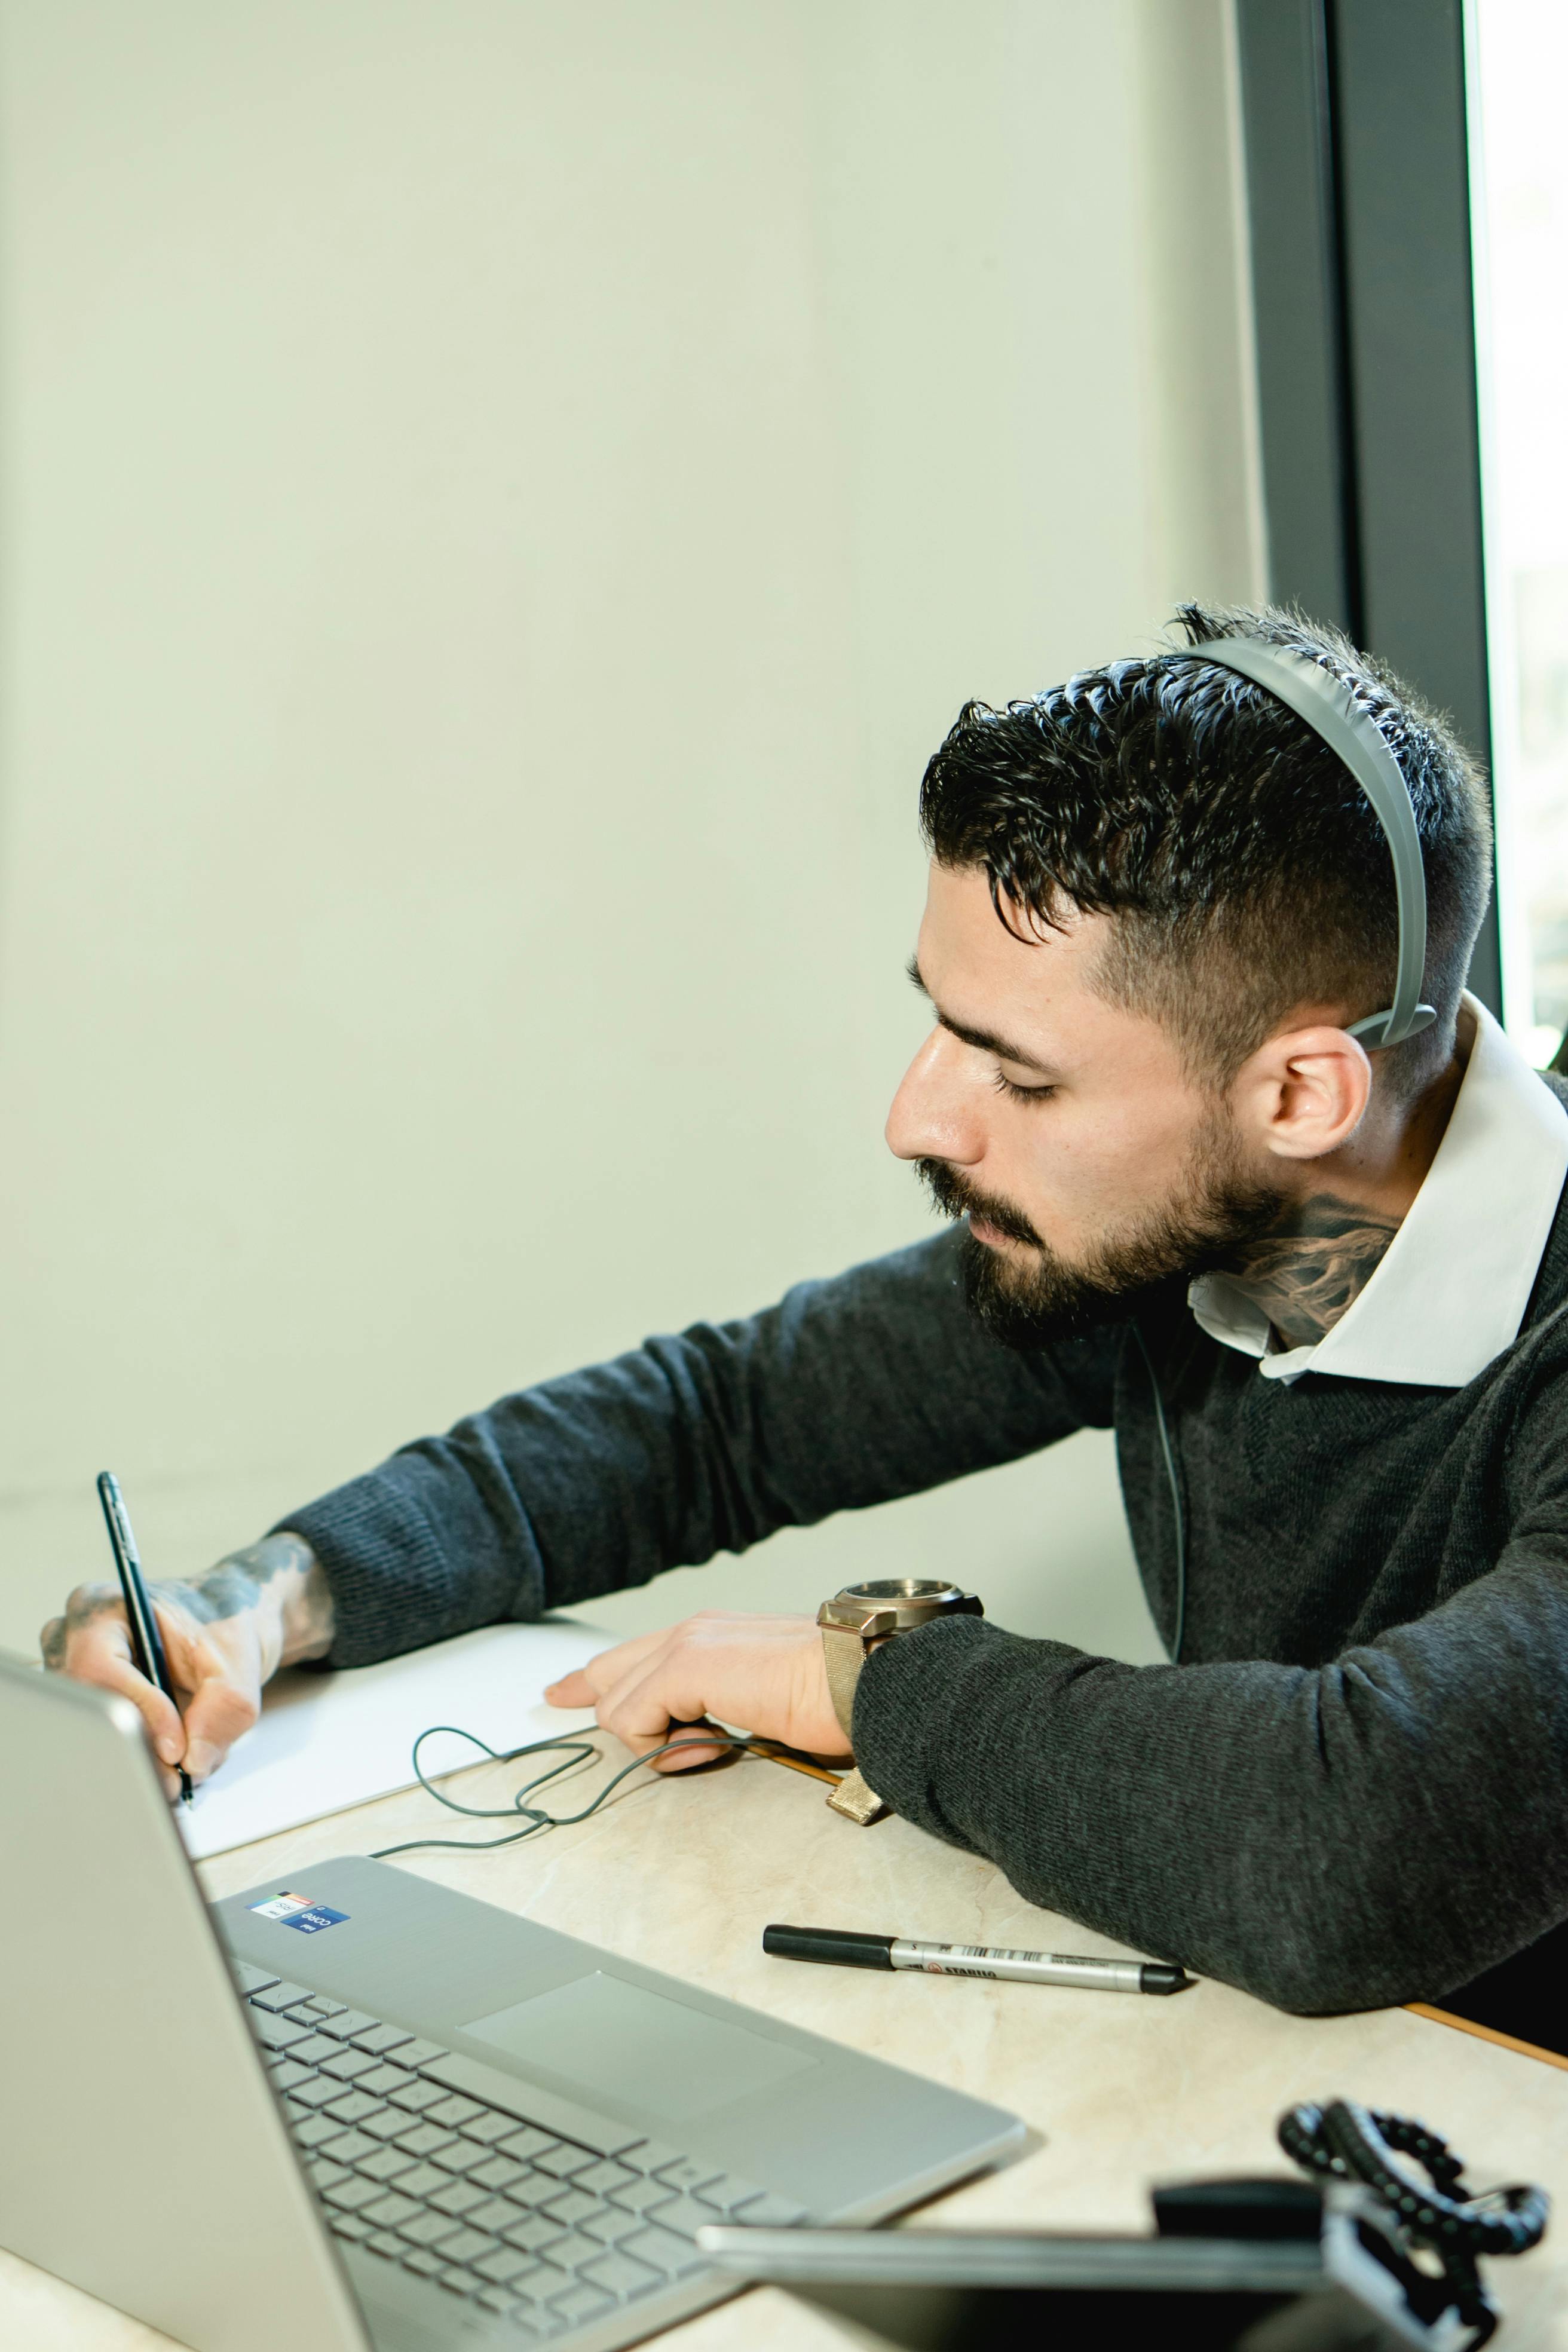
1231,1025,1373,1163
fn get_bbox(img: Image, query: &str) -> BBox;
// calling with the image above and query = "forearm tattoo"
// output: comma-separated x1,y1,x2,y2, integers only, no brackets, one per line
41,1530,335,1673
166,1532,311,1625
169,1533,335,1663
1229,1192,1399,1349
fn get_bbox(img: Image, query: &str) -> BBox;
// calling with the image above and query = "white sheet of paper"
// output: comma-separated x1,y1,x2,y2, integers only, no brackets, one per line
176,1618,615,1861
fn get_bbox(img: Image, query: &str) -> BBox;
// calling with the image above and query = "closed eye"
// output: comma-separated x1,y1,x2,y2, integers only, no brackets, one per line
993,1070,1056,1104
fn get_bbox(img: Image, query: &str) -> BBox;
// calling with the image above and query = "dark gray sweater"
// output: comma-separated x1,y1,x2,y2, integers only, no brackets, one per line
287,1113,1568,2017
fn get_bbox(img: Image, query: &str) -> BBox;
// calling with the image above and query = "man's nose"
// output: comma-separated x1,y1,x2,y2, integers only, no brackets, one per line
885,1030,986,1165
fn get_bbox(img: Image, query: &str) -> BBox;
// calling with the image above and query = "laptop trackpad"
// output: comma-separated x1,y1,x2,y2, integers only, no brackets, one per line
461,1970,814,2123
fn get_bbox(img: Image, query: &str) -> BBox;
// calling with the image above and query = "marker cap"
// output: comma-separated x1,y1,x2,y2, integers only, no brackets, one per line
762,1924,895,1971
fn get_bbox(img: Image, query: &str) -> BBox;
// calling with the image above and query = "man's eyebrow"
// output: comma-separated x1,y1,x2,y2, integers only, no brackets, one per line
906,954,1056,1076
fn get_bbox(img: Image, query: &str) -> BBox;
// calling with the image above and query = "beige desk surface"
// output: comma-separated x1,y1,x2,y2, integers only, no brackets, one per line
7,1739,1567,2350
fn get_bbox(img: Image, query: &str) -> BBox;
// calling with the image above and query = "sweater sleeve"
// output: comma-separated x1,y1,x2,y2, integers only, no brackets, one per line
281,1228,1117,1668
853,1516,1568,2014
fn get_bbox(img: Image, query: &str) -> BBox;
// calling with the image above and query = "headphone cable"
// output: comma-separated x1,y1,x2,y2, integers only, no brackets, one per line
368,1723,820,1861
1134,1323,1187,1665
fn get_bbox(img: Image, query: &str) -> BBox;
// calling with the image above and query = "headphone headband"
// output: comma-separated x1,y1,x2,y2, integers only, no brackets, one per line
1171,636,1437,1049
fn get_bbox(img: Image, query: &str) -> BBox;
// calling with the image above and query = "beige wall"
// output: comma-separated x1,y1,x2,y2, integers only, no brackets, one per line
0,0,1258,1665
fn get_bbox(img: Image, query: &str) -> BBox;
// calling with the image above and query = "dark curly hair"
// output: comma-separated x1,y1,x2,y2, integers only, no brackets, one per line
918,602,1493,1097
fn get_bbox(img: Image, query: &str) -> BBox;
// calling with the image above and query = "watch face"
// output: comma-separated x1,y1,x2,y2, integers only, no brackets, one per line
841,1578,965,1606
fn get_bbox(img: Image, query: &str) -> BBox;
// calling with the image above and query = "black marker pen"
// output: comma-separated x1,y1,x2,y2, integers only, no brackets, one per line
764,1924,1192,1995
97,1471,192,1805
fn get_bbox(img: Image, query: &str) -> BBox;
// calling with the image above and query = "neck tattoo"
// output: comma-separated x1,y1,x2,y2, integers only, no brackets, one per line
1226,1193,1400,1350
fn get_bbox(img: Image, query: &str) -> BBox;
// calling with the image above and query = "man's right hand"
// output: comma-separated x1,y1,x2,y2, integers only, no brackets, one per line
40,1532,335,1799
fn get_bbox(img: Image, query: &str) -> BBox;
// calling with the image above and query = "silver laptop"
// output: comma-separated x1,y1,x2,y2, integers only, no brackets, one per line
0,1652,1024,2352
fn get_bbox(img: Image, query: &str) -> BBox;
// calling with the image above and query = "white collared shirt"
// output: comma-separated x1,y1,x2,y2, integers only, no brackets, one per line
1187,996,1568,1388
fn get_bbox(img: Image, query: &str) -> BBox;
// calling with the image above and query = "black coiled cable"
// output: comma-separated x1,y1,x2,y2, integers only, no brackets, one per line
1279,2097,1551,2333
1279,2099,1548,2260
1281,2099,1547,2347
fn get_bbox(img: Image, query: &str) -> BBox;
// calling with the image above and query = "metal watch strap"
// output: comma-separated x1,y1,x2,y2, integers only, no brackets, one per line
825,1765,889,1826
819,1624,890,1825
820,1622,867,1742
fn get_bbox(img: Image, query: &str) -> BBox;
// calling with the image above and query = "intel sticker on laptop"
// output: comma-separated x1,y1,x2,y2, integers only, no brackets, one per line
249,1890,349,1934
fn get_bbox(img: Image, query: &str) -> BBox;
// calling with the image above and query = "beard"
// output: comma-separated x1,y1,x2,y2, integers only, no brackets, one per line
917,1116,1287,1349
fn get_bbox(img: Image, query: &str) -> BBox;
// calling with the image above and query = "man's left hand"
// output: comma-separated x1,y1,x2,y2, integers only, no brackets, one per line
544,1611,850,1768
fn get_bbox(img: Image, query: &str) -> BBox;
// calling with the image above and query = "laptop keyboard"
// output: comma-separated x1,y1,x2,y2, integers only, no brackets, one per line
235,1961,804,2341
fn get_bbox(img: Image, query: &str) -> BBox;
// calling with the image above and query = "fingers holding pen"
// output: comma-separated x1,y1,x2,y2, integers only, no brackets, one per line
41,1584,187,1774
40,1579,264,1794
175,1633,261,1785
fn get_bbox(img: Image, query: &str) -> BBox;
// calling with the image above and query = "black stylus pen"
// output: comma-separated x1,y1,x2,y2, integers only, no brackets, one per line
97,1471,192,1805
763,1924,1193,1995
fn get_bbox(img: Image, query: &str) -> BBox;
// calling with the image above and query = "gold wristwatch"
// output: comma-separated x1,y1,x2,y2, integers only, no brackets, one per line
816,1578,983,1825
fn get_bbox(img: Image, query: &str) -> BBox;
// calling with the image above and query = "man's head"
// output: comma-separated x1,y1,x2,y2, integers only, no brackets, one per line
885,602,1493,1345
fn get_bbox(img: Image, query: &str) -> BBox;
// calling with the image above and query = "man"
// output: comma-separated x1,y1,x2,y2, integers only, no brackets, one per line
47,603,1568,2019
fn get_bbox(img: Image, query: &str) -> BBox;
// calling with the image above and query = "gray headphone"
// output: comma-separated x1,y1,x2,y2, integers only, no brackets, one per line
1172,636,1437,1049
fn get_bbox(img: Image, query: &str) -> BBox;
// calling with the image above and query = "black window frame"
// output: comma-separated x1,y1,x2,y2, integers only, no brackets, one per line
1233,0,1502,1016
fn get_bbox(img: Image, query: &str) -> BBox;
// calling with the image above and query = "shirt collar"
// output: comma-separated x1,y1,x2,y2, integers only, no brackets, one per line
1188,996,1568,1388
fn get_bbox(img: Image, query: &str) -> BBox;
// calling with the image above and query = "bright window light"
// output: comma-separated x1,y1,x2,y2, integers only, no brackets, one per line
1471,0,1568,1066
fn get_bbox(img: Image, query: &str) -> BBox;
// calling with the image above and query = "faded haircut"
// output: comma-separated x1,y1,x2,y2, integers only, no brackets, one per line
917,602,1493,1098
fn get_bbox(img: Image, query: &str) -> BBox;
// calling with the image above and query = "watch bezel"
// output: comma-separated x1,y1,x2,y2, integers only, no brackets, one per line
816,1579,982,1639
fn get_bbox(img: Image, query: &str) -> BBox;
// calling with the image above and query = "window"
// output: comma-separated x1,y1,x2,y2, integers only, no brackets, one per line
1470,0,1568,1064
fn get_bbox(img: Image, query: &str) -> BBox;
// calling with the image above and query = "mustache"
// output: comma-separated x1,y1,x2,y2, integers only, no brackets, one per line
915,1157,1044,1250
